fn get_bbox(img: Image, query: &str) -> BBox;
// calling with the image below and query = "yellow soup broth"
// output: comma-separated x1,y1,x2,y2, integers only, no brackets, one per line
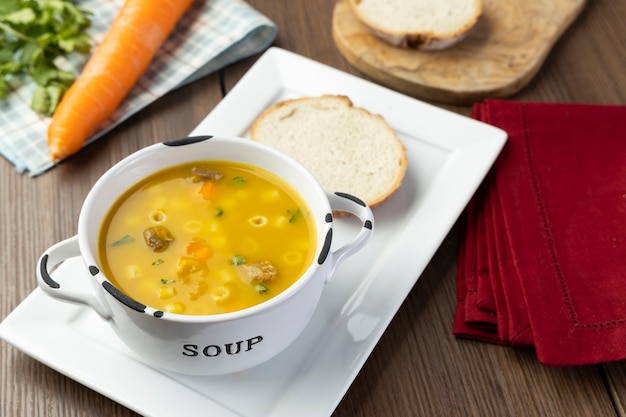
98,161,316,315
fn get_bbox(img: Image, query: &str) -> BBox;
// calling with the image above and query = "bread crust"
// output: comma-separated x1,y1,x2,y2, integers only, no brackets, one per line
250,95,408,209
347,0,482,50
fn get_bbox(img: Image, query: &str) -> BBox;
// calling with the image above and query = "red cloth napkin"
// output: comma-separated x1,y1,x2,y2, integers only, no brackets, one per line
454,99,626,366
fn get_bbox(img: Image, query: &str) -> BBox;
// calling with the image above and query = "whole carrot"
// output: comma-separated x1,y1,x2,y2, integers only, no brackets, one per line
47,0,195,161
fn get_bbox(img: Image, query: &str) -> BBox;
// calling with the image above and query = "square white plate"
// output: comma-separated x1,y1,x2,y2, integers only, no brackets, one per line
0,47,506,417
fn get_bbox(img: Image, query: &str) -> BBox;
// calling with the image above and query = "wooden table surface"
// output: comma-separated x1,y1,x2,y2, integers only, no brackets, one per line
2,1,626,416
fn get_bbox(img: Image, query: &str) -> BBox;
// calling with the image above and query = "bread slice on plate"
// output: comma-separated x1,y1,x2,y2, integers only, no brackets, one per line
250,95,407,209
348,0,483,50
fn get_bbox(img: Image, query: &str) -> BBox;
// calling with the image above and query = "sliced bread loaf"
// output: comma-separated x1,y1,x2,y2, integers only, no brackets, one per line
348,0,482,50
250,95,407,208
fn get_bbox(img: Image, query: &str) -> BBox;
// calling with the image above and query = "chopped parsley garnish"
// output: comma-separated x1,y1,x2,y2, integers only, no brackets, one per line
288,209,302,223
255,284,268,294
160,278,175,285
215,208,224,217
152,259,164,265
231,255,246,265
228,176,246,188
111,234,135,247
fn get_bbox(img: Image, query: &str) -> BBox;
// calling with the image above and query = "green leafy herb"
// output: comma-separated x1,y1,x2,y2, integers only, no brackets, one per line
231,255,246,265
0,0,92,115
255,284,268,294
152,258,164,266
160,278,175,285
214,208,223,217
228,176,246,188
288,209,302,223
111,234,134,247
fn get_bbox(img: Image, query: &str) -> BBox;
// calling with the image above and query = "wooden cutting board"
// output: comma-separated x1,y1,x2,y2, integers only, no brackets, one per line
332,0,588,104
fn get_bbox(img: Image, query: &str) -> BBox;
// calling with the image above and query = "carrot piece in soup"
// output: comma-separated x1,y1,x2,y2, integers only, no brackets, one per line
186,238,213,261
47,0,195,161
199,181,217,199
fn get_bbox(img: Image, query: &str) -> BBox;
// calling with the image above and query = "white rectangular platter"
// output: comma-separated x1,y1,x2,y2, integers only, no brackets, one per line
0,47,506,417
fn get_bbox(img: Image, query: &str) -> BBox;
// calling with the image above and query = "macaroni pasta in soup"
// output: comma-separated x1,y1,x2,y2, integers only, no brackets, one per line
98,161,316,315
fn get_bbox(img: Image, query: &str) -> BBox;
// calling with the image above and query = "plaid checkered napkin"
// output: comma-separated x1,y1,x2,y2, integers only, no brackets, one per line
0,0,277,176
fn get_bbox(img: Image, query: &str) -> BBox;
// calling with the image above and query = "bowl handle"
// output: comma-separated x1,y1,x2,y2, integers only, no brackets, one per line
325,191,374,282
36,235,113,319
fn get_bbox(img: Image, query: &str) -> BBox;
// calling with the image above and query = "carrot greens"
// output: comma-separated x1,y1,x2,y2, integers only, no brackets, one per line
0,0,92,115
